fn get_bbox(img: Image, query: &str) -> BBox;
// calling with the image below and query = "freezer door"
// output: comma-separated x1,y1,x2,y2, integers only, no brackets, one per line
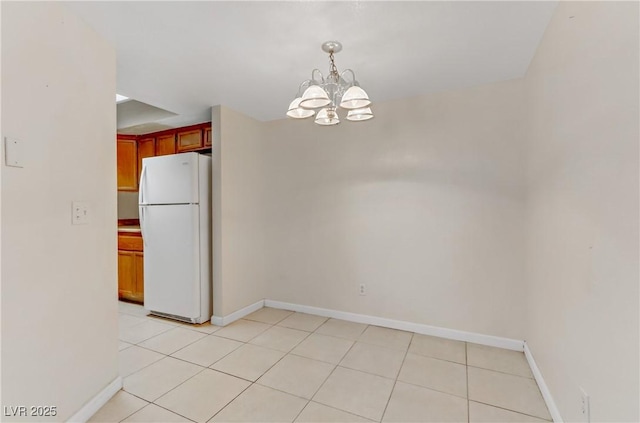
142,204,201,319
140,153,199,205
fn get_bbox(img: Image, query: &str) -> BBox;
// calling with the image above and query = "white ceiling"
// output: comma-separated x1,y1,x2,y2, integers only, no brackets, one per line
64,1,557,122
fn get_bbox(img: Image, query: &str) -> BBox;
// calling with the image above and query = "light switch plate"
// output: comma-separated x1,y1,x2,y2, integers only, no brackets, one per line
4,137,24,168
72,201,90,225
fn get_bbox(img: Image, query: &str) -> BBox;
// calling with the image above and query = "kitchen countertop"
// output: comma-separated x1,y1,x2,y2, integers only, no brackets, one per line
118,225,141,233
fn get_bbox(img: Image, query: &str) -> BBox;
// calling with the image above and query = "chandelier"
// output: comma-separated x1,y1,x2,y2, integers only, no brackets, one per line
286,41,373,125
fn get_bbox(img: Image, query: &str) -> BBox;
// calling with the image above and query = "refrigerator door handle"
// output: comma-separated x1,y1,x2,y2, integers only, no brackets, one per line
139,163,147,205
140,206,148,246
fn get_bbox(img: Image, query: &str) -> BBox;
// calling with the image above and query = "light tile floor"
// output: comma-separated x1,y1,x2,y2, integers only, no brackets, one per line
91,302,552,422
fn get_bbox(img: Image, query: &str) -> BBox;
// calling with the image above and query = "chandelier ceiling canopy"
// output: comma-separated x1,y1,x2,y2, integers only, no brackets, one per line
286,41,373,126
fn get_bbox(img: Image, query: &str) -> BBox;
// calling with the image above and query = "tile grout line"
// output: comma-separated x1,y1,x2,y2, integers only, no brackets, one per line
119,325,176,345
379,332,413,423
205,380,254,422
119,346,165,378
136,363,209,405
145,403,197,422
304,323,370,421
466,342,470,423
116,392,198,423
466,363,536,379
113,393,151,423
167,336,243,365
469,399,553,421
135,327,212,356
391,378,471,402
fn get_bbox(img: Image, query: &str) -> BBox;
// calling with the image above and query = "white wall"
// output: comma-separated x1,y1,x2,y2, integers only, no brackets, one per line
213,106,267,317
261,79,528,340
1,3,118,421
524,2,639,421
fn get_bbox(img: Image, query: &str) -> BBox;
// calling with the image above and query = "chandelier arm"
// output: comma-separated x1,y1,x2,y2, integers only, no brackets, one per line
296,79,312,97
311,68,325,84
339,69,358,87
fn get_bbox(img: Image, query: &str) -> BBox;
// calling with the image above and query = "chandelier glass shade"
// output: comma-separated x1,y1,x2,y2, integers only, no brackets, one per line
286,41,373,126
315,107,340,126
346,107,374,122
286,97,314,119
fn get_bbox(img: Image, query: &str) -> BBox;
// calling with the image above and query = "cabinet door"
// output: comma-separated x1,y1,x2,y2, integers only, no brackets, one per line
118,250,136,300
177,129,203,152
138,137,155,180
134,252,144,302
204,127,212,147
156,133,176,156
117,139,137,191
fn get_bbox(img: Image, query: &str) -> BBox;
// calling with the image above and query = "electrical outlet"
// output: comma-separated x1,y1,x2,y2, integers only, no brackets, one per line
4,137,24,168
359,284,366,296
72,201,90,225
580,387,590,423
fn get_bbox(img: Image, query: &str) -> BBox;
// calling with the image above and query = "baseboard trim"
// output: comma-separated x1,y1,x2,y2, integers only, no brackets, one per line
264,299,524,351
524,341,563,422
67,376,122,423
211,299,265,326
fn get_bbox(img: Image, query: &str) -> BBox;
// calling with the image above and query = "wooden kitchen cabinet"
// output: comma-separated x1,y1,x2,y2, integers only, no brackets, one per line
117,136,138,191
204,127,212,147
118,251,136,300
177,128,203,152
156,133,176,156
137,137,155,180
116,122,211,191
134,252,144,301
118,231,144,303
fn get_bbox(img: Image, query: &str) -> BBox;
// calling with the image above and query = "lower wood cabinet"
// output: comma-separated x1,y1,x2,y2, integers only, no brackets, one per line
118,232,144,303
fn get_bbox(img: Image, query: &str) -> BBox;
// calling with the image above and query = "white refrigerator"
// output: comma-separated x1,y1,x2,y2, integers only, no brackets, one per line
138,152,211,324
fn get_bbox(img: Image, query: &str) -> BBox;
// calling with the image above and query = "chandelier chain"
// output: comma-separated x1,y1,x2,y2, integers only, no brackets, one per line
328,52,339,80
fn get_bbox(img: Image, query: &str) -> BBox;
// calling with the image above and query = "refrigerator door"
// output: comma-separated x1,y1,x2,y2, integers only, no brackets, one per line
142,204,201,319
139,153,199,205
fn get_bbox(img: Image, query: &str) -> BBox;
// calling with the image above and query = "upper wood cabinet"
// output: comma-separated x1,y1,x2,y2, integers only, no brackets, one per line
117,123,211,191
204,127,212,147
177,128,204,152
156,133,176,156
137,137,155,180
117,136,137,191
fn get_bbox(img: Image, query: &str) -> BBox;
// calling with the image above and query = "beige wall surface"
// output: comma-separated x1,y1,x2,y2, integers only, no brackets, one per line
524,2,639,421
214,106,268,316
1,2,119,421
211,106,223,315
261,79,528,340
